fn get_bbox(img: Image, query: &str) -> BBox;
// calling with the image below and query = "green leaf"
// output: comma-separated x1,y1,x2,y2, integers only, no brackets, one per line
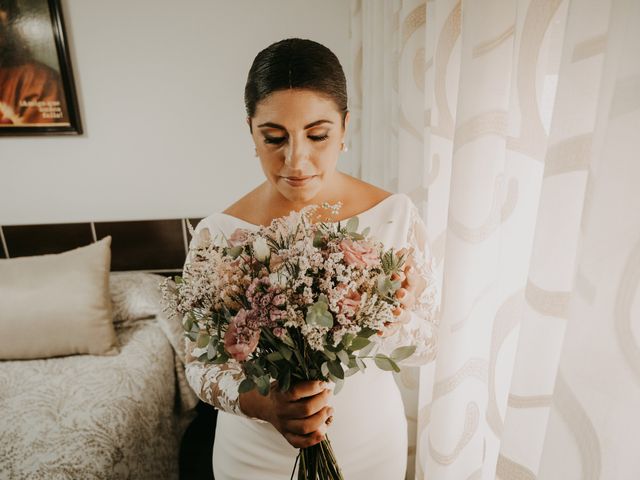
321,362,330,378
358,341,376,358
266,351,283,362
333,378,344,395
327,360,344,380
197,352,208,362
390,345,417,362
374,354,400,372
345,216,359,233
324,350,336,361
255,375,271,396
305,295,334,328
212,353,229,364
361,227,370,237
196,333,210,348
279,369,291,392
336,350,350,365
349,336,370,351
268,363,278,378
276,344,293,362
344,366,359,377
238,378,255,394
227,246,243,258
173,275,183,284
356,358,366,371
206,341,216,360
182,314,194,333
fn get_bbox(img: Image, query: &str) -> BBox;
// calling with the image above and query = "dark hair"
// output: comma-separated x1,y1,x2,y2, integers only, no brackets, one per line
244,38,348,131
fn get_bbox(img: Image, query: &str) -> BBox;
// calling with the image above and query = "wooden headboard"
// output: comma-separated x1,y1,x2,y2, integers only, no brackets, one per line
0,217,203,275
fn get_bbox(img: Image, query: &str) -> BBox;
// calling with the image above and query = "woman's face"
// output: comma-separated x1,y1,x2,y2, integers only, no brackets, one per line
249,89,349,205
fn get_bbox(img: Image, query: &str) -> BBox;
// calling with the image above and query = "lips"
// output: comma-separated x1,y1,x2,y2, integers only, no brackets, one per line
282,175,316,187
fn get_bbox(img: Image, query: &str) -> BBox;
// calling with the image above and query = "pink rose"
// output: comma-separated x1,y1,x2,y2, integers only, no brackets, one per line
396,247,428,299
338,289,361,318
228,228,250,247
224,311,259,362
338,238,380,269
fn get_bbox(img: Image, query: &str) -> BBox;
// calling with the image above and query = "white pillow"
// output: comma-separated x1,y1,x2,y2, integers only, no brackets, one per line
0,236,119,359
109,271,165,324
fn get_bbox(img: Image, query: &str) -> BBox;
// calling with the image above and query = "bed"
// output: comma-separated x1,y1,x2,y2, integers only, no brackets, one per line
0,219,203,480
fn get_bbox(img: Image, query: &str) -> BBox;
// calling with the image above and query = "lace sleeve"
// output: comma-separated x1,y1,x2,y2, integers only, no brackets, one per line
181,220,261,421
374,204,441,366
184,337,255,418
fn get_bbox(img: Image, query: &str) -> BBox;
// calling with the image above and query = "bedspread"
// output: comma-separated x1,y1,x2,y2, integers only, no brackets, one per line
0,319,195,480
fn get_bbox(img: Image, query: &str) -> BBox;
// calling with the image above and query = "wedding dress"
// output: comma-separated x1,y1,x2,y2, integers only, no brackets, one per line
183,193,439,480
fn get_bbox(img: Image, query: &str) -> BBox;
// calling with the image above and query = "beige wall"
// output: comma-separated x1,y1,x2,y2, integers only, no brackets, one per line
0,0,352,225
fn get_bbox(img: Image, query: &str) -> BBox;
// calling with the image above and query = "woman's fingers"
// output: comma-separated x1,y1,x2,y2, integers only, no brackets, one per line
285,406,334,435
286,380,326,401
286,387,333,418
284,429,326,449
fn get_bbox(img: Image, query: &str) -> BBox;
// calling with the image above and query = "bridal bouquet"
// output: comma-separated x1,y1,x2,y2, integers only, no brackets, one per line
161,202,435,480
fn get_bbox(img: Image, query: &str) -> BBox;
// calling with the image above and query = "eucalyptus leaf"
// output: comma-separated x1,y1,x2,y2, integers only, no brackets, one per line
324,350,336,361
227,246,243,258
321,362,330,378
182,315,193,333
374,354,401,372
349,336,370,351
356,358,366,371
279,369,291,392
212,353,229,364
196,333,210,348
336,350,349,365
345,217,359,233
206,342,216,360
344,366,359,377
305,296,334,328
276,344,293,362
238,378,255,394
358,341,375,358
361,226,370,237
390,345,417,362
266,351,283,362
328,361,344,380
333,378,344,395
255,376,271,396
197,352,208,362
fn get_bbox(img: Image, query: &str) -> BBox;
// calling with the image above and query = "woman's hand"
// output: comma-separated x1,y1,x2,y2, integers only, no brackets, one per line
239,380,334,448
383,247,424,335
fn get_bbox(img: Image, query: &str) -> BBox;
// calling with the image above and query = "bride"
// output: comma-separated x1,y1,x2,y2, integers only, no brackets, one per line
184,38,438,480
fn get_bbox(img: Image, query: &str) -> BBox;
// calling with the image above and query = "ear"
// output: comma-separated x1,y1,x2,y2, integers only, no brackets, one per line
343,111,351,132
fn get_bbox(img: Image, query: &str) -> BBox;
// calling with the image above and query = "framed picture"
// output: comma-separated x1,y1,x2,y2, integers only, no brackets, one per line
0,0,82,135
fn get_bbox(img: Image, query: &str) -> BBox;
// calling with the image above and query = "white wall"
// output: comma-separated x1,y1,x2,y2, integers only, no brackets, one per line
0,0,352,225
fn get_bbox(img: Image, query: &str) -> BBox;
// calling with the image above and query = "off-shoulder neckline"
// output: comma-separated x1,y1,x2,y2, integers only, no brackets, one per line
216,192,404,228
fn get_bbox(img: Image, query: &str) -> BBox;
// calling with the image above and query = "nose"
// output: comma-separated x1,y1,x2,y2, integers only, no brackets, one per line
283,135,308,168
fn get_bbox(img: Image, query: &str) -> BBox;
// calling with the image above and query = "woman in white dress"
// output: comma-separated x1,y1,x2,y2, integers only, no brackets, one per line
184,38,439,480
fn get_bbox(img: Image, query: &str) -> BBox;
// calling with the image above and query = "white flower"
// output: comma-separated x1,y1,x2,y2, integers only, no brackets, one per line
269,271,288,288
253,236,270,262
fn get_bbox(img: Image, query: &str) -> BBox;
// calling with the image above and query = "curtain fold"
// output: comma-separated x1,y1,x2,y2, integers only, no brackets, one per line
348,0,640,478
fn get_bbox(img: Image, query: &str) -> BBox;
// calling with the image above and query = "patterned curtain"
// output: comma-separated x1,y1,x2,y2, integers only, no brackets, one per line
348,0,640,478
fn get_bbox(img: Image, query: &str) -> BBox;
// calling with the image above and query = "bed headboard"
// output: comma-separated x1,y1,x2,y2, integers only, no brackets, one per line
0,218,203,276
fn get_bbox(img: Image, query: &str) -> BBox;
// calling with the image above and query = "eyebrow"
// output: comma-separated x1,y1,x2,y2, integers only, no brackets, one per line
256,119,334,130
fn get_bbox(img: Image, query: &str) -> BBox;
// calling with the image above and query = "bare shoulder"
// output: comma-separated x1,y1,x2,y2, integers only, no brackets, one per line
340,174,394,212
221,184,265,223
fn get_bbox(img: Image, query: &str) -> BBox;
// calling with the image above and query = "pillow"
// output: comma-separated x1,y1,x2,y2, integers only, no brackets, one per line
0,236,119,360
109,271,165,324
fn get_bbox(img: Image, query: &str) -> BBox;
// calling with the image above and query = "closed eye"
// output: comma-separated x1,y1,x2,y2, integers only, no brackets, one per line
263,134,329,145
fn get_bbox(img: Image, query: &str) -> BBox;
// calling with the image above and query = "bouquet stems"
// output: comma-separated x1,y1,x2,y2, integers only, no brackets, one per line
291,435,344,480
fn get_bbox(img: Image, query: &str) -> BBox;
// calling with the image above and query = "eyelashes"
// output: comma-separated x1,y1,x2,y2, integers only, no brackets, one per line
263,134,329,145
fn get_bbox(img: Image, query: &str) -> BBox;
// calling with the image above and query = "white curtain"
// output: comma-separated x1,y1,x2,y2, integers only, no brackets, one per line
348,0,640,479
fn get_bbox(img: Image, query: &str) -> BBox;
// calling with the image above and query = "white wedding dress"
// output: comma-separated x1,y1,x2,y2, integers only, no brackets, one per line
184,193,439,480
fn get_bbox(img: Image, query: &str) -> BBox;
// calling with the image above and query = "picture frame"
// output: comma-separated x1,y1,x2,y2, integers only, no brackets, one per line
0,0,82,135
